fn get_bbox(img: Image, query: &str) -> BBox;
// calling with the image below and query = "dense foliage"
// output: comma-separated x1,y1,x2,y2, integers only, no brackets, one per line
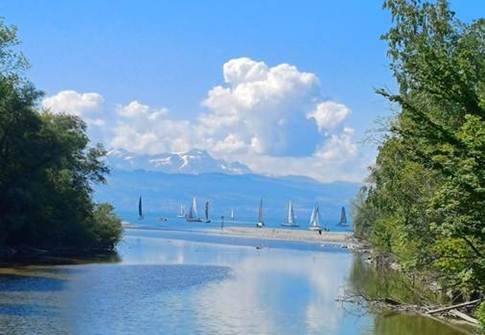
0,20,121,253
353,0,484,312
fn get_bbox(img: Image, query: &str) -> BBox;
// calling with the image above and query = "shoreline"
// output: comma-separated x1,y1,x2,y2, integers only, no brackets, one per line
123,224,356,247
0,246,119,267
123,224,360,249
204,226,355,246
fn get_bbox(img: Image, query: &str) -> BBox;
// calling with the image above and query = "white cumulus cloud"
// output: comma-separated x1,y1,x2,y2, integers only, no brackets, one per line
42,90,107,143
41,58,366,182
42,90,104,116
308,101,351,132
201,57,322,157
111,100,192,155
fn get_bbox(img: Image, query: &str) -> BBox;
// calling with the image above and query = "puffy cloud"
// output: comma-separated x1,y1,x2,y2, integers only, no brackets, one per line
42,90,103,116
42,58,366,182
233,127,361,182
42,90,108,144
223,57,268,86
308,101,351,132
315,127,357,160
111,100,192,155
201,57,321,157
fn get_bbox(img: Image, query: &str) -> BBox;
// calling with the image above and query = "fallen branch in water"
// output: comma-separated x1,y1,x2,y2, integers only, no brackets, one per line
448,310,480,325
426,299,481,315
338,292,482,327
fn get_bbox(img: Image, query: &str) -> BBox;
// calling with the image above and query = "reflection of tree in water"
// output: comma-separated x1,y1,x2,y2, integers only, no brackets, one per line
347,255,441,305
371,313,473,335
347,256,471,335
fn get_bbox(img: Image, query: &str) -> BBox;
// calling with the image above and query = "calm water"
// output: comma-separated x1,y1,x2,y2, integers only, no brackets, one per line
0,228,471,335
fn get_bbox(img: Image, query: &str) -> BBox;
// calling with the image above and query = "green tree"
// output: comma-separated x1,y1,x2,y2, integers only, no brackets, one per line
355,0,484,309
0,19,121,253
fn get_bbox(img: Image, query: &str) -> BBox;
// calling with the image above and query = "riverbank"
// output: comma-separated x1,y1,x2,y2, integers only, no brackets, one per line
0,227,470,334
348,246,482,331
206,226,355,246
0,245,119,266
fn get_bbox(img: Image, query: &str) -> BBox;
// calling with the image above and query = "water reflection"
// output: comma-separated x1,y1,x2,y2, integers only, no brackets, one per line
366,313,472,335
347,256,474,335
0,229,472,334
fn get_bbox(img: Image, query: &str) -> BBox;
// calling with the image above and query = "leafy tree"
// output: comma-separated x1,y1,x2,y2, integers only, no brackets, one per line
354,0,484,308
0,20,121,253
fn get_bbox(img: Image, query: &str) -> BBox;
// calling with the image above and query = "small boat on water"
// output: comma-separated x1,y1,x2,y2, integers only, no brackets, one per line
230,209,235,222
338,206,348,226
204,200,211,223
177,204,186,218
186,197,202,222
138,196,144,220
256,198,264,228
281,200,299,227
308,203,321,231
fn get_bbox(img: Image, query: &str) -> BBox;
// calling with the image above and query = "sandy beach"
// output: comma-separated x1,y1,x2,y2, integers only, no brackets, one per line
207,226,355,246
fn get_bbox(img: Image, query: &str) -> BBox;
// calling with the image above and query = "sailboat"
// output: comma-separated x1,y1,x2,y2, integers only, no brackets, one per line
186,197,202,222
177,204,186,218
256,198,264,228
204,200,211,223
281,201,299,227
138,196,144,220
230,209,235,222
338,206,348,225
308,203,321,231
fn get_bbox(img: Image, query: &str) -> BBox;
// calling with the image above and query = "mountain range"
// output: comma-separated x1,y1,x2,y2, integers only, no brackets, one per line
106,148,251,175
96,149,361,227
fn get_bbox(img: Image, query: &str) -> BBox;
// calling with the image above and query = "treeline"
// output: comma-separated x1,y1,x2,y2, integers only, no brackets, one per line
0,20,121,254
353,0,484,325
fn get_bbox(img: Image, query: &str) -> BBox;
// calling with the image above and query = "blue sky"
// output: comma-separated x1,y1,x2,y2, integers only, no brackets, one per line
2,1,484,182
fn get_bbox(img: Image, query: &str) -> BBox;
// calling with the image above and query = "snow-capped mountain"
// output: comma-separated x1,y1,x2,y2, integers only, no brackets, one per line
106,148,251,175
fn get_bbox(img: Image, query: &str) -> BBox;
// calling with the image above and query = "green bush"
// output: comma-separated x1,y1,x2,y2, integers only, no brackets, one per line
476,301,485,332
90,203,123,251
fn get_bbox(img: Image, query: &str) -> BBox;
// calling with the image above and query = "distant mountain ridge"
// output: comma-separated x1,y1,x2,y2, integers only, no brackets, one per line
99,149,361,228
95,169,361,225
106,148,251,175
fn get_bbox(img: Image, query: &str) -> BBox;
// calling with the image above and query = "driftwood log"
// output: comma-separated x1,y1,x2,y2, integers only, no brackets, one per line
426,299,481,325
448,310,480,325
426,299,480,314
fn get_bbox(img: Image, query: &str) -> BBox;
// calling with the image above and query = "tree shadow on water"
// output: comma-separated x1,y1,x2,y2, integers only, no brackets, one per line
0,274,66,292
0,303,59,317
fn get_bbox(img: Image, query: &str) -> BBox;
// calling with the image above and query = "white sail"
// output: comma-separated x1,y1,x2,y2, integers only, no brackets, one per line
309,203,320,229
257,198,264,227
287,201,295,225
188,197,198,219
230,209,235,220
178,204,186,217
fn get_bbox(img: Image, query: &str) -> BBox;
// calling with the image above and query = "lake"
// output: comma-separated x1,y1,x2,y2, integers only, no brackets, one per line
0,227,471,334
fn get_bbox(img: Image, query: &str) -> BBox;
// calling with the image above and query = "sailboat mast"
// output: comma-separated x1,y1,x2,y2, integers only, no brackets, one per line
205,201,209,221
315,205,320,227
192,197,198,218
258,198,263,223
